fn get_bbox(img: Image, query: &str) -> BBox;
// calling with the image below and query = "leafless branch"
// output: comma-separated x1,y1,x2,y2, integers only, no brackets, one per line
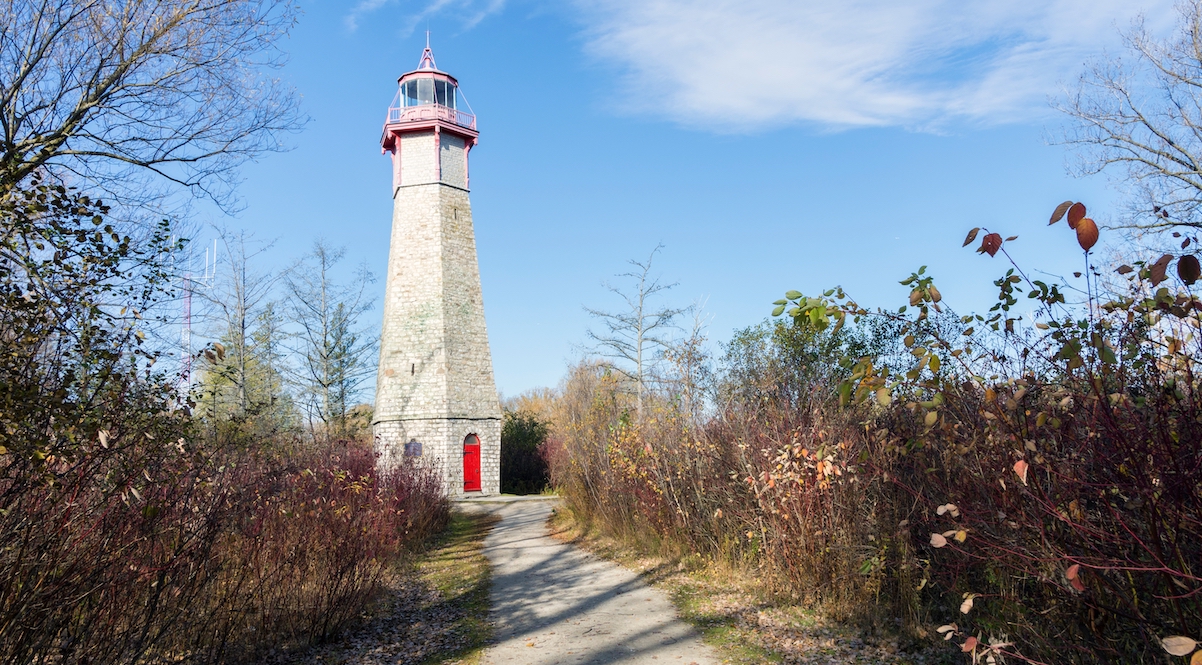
0,0,305,210
1054,1,1202,232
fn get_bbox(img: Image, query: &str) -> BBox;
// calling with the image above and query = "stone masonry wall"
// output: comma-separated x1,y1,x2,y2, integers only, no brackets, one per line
374,417,500,496
374,125,500,495
439,133,467,189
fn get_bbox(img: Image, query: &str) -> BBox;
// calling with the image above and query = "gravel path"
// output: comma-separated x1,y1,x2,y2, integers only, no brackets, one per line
462,499,720,665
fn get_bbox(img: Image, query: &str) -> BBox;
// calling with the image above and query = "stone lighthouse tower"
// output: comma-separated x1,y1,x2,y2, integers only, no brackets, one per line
373,43,501,496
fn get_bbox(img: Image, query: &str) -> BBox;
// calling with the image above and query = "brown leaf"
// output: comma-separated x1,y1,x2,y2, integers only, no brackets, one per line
1049,200,1074,225
960,596,975,614
1116,265,1134,274
1013,460,1029,485
1161,636,1198,656
979,233,1003,257
1076,218,1099,252
1178,255,1200,285
963,227,981,247
1067,202,1086,229
1005,235,1018,242
930,532,948,548
1151,254,1174,286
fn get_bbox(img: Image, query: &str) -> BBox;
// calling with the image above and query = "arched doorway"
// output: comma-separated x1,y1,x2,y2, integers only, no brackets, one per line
462,434,481,492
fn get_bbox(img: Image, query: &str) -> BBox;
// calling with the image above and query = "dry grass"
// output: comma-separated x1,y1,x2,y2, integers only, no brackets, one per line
549,506,955,665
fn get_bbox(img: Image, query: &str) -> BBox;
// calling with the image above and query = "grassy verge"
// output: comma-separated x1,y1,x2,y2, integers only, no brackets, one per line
415,510,499,665
548,507,952,665
289,509,499,665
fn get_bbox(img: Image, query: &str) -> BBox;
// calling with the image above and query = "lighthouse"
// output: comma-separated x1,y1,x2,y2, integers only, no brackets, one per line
373,43,501,496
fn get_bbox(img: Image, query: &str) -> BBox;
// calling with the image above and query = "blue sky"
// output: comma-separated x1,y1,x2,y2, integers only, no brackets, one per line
199,0,1174,398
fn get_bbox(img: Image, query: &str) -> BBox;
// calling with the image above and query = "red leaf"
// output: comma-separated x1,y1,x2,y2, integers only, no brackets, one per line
1013,460,1029,485
1178,255,1200,285
1066,564,1080,580
979,233,1003,257
962,636,979,652
1076,218,1099,252
1150,254,1173,286
1067,202,1086,229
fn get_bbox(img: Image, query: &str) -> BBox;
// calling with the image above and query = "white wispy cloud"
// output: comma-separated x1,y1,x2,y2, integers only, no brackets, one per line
345,0,505,34
572,0,1177,130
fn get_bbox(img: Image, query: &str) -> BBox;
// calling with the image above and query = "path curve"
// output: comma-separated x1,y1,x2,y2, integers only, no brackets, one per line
461,499,720,665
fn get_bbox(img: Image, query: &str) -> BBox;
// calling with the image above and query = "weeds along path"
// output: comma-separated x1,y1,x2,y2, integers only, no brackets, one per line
461,498,718,665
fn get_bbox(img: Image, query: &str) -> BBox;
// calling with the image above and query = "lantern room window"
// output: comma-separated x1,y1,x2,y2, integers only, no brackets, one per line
400,78,456,109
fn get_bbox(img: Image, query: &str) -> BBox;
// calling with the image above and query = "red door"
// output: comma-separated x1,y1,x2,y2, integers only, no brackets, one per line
463,434,481,492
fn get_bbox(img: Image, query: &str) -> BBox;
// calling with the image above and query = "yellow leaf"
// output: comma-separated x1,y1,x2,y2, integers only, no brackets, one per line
924,411,938,427
1191,649,1202,665
876,388,891,406
985,388,996,402
954,530,967,543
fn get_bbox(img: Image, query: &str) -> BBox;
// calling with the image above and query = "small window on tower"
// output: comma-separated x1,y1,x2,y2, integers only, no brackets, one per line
404,440,422,456
447,85,457,110
417,78,434,105
435,80,448,107
403,80,419,107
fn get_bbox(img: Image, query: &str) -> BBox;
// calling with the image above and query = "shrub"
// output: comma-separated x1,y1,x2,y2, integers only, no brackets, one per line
0,179,450,664
500,410,551,494
547,200,1202,664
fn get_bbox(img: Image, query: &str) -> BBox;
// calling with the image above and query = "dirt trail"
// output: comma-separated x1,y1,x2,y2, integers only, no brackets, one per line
461,499,719,665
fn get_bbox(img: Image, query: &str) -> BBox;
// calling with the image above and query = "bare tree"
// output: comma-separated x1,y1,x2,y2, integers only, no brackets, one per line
0,0,303,206
1058,1,1202,232
585,244,687,420
194,228,296,437
659,298,712,428
283,241,376,440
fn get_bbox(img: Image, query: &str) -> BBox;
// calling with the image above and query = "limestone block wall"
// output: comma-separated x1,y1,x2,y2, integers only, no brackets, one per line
374,122,500,494
439,134,467,189
398,132,438,186
374,417,500,496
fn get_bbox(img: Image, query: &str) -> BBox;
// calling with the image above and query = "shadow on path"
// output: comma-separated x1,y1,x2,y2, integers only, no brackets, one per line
461,501,719,665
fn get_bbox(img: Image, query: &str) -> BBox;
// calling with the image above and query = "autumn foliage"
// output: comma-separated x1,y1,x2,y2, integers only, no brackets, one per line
548,201,1202,663
0,180,449,663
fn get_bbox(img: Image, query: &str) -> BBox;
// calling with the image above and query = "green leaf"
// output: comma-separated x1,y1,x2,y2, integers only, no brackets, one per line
785,290,803,300
771,305,786,317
